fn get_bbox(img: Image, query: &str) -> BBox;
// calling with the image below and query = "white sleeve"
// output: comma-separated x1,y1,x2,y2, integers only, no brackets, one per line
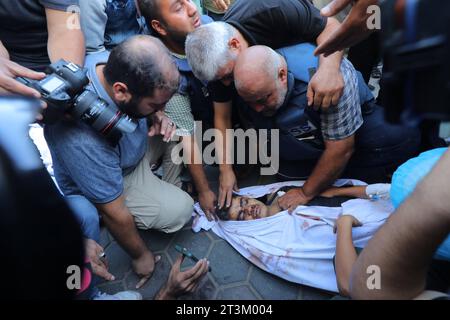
366,183,391,201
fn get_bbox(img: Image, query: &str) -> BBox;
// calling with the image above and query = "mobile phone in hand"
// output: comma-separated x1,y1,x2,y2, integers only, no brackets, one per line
174,244,211,272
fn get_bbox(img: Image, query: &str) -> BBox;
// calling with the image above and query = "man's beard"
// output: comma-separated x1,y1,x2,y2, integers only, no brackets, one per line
165,26,189,48
117,97,146,119
262,83,288,117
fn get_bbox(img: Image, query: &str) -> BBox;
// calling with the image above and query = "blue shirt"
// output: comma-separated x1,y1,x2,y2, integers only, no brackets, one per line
81,0,146,53
104,0,145,49
44,51,148,204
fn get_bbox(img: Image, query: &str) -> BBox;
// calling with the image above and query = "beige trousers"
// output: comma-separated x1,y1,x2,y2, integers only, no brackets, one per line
123,136,193,233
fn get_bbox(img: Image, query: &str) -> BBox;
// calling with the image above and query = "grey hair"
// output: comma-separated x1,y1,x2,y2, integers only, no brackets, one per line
185,22,238,82
234,46,285,91
266,47,285,81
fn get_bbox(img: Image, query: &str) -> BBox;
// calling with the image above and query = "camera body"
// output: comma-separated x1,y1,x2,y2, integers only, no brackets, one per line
17,60,137,142
381,0,450,125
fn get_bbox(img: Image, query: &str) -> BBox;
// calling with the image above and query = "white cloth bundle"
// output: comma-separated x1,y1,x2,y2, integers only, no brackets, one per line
192,180,394,293
29,124,62,192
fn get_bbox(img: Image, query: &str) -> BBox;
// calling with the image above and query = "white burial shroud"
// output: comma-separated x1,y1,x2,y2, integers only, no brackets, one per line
192,180,394,293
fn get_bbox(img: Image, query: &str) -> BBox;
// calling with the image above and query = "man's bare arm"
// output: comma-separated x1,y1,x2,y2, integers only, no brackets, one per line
321,186,369,199
335,215,362,297
182,135,217,220
315,0,378,57
308,17,345,109
96,195,157,289
46,8,85,66
350,148,450,299
96,195,148,259
214,101,239,208
316,17,345,68
304,136,355,197
183,135,211,193
279,136,355,212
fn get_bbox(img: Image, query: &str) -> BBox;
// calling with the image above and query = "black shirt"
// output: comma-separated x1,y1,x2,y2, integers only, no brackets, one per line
224,0,326,48
210,0,327,102
0,0,77,72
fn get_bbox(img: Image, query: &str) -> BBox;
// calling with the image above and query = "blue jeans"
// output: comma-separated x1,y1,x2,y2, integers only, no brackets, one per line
66,195,100,243
66,195,101,299
104,0,144,49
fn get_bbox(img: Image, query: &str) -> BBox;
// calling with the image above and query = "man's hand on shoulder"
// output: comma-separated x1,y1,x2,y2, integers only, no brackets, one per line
307,64,344,110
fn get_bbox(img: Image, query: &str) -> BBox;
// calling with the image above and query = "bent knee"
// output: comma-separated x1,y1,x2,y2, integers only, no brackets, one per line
162,192,194,233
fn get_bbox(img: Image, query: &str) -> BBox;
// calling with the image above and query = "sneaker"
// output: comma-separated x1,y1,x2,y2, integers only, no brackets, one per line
93,290,143,300
371,66,382,79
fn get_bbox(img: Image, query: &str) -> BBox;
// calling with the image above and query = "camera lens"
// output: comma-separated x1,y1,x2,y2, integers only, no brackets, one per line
73,91,138,139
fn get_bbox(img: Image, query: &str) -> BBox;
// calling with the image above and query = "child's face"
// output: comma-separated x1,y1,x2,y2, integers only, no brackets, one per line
227,197,270,221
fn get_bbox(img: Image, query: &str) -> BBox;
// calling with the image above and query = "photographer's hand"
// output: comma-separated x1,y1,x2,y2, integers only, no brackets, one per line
0,56,45,97
148,111,177,142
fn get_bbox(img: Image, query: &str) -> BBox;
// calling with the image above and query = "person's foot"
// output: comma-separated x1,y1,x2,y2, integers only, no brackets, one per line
93,290,142,300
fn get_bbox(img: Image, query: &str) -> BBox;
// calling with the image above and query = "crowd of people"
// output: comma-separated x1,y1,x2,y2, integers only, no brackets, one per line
0,0,449,300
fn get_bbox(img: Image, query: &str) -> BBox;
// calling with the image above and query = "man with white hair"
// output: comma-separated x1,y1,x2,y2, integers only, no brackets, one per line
233,45,421,211
186,0,346,210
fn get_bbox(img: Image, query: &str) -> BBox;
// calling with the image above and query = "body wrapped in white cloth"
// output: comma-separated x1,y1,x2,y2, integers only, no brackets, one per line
192,180,393,293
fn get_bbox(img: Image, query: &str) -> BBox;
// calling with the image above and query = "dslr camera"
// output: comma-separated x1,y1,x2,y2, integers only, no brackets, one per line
17,60,137,141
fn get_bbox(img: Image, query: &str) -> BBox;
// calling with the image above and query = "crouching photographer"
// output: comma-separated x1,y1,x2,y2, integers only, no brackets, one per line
29,35,196,295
